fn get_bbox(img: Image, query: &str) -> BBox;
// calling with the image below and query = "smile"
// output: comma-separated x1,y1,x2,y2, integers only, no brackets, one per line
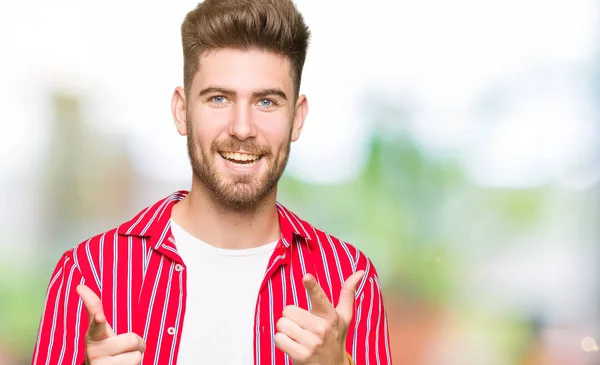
219,151,262,167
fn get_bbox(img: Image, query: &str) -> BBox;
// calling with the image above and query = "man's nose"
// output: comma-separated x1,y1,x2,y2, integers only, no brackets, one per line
228,103,256,140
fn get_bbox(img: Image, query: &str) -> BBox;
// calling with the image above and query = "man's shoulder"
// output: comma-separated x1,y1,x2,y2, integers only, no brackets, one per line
70,226,124,254
57,226,131,279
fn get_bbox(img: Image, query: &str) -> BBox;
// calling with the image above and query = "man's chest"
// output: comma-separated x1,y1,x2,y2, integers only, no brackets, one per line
176,257,266,364
98,242,336,364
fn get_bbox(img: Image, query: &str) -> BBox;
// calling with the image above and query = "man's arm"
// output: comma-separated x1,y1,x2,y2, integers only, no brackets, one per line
31,251,88,365
345,264,393,365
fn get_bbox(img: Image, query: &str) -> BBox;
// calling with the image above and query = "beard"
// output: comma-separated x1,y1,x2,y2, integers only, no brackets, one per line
186,116,292,211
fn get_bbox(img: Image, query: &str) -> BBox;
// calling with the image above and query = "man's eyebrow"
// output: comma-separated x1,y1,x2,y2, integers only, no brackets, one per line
252,89,288,101
198,86,235,98
198,86,288,101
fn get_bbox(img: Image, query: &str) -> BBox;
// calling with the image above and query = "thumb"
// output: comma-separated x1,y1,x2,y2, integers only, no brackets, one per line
335,270,365,324
76,284,114,341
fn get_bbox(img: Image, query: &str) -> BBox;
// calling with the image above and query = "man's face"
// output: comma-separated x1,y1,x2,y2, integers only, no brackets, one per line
177,48,306,210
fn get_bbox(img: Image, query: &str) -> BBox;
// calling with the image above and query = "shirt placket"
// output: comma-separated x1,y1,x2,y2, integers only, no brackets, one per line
254,241,291,365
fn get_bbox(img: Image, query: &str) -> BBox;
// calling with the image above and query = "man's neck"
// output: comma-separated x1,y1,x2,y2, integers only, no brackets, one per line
171,185,281,250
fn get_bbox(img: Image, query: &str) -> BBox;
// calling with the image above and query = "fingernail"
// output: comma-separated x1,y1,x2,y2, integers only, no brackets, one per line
305,274,314,285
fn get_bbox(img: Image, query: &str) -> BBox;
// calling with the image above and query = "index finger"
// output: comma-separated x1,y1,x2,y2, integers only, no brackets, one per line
302,274,335,318
76,284,114,341
76,284,102,318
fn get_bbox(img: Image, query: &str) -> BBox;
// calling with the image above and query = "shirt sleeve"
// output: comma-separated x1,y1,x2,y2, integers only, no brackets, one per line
31,251,89,365
345,264,393,365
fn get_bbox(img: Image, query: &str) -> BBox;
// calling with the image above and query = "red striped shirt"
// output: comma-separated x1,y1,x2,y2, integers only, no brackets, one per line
32,190,392,364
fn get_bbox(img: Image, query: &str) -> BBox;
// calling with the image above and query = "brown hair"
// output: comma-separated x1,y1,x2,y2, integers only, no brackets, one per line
181,0,310,99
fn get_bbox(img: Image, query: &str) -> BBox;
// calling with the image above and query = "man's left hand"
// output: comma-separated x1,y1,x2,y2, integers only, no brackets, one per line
274,270,365,365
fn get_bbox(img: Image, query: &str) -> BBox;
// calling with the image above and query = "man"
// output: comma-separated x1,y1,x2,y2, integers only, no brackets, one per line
32,0,392,364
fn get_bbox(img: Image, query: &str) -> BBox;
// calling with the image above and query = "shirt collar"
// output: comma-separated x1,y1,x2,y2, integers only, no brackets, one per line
117,190,188,239
275,202,312,247
117,190,312,255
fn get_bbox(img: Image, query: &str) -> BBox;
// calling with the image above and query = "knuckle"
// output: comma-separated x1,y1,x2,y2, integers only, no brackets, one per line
311,336,324,349
315,337,325,347
275,317,285,331
298,348,311,362
282,305,294,317
133,350,143,363
139,337,147,352
134,334,145,351
315,322,329,336
85,347,98,360
126,333,139,349
85,342,104,360
274,332,286,348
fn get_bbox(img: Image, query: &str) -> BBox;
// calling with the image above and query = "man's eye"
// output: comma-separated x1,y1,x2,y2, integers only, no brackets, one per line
258,99,274,108
212,96,227,103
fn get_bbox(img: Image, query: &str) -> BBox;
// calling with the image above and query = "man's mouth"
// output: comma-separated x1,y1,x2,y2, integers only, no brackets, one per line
219,151,262,166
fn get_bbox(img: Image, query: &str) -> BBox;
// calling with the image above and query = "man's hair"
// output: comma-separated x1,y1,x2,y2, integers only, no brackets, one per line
181,0,310,99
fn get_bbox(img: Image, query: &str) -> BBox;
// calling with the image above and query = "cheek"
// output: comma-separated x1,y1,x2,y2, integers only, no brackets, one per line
192,109,228,144
259,115,293,148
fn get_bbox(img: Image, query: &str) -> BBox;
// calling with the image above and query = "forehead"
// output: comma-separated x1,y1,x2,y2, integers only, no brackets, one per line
194,48,293,93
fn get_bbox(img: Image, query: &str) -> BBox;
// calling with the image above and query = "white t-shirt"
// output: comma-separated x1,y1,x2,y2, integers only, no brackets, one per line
170,219,277,365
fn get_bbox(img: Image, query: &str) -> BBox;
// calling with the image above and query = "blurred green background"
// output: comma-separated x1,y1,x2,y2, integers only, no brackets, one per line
1,1,599,364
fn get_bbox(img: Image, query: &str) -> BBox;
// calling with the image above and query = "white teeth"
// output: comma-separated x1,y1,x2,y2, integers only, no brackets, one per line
221,152,260,162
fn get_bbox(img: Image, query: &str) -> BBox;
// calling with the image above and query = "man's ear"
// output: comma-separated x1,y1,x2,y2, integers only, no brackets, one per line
171,86,188,136
291,94,308,142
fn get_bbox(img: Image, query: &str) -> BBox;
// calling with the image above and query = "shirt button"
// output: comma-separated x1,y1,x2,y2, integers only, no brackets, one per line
167,327,176,335
175,264,184,272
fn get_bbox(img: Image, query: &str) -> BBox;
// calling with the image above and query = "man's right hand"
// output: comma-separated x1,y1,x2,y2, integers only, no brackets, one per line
76,284,146,365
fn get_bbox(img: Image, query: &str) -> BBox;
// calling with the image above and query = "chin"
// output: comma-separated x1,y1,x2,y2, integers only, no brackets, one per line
212,181,272,211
